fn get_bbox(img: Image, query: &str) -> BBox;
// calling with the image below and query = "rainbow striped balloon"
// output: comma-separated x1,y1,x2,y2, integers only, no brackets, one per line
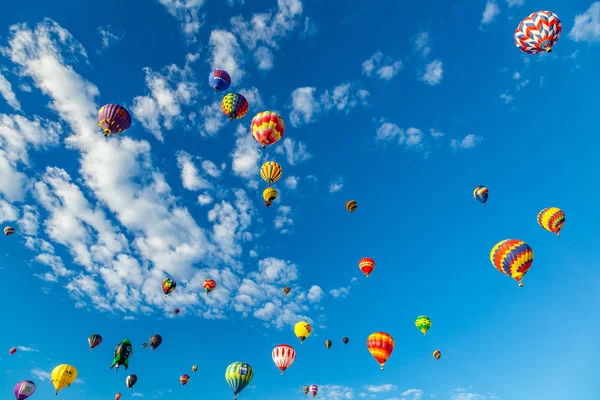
490,239,533,287
537,207,565,237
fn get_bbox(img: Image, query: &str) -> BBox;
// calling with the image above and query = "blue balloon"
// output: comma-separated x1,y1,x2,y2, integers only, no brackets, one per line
208,69,231,92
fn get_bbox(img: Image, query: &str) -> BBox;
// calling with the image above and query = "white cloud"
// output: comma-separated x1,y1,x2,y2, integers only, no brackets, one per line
366,384,397,393
0,72,21,110
328,177,344,193
289,83,369,127
156,0,206,41
512,72,521,80
96,26,123,49
254,46,274,70
318,385,355,400
401,389,424,400
362,51,404,80
274,205,293,233
197,192,214,206
449,389,489,400
516,79,529,90
198,100,226,137
430,129,444,138
419,60,443,85
231,124,262,179
207,29,245,82
249,249,258,257
569,2,600,43
500,92,514,104
176,151,212,191
450,134,482,150
307,285,324,302
31,368,51,381
506,0,523,6
275,138,312,165
18,205,39,235
375,121,425,151
17,346,39,352
131,393,144,397
414,32,431,57
330,286,350,298
481,0,500,25
284,176,298,190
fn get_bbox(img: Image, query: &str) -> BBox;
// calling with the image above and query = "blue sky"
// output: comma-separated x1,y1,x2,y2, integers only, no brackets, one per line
1,0,599,399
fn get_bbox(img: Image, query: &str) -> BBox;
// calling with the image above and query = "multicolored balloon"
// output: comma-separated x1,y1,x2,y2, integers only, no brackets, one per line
260,161,283,186
4,226,15,236
51,364,78,395
302,385,310,395
309,385,318,397
126,374,137,389
515,11,562,54
203,279,217,295
98,104,132,137
263,187,278,207
473,185,488,206
490,239,534,287
282,286,291,295
325,340,332,349
222,93,248,121
225,362,253,400
161,278,176,296
294,321,312,344
14,380,36,400
415,316,431,336
537,207,565,237
346,200,358,213
433,350,441,360
251,111,285,148
272,344,296,375
88,334,102,350
367,332,394,370
208,69,231,92
342,337,349,345
359,257,375,278
180,374,190,386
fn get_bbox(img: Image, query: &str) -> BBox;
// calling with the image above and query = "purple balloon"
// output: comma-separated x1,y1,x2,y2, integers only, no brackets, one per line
14,380,36,400
97,104,132,137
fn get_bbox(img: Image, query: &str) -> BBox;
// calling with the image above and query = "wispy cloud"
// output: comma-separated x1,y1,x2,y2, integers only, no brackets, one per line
365,384,397,393
17,346,39,352
328,177,344,193
419,60,443,85
569,2,600,43
362,51,404,80
451,134,483,150
481,0,500,26
96,26,123,50
0,72,21,110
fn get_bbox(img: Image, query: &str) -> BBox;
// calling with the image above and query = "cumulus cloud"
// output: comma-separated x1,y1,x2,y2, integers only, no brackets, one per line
274,205,293,233
197,192,214,206
275,138,312,165
176,151,212,191
328,177,344,193
375,121,425,151
362,51,404,80
450,134,482,150
0,72,21,110
330,286,350,298
285,176,298,190
481,0,500,25
156,0,206,41
413,32,431,57
419,60,443,85
207,30,245,82
317,385,355,400
365,384,397,393
401,389,424,400
231,124,262,179
569,2,600,43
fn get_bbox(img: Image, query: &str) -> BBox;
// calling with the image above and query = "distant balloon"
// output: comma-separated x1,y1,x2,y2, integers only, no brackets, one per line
345,200,358,213
126,374,137,389
342,337,349,345
88,334,102,350
251,111,285,148
14,380,36,400
208,69,231,92
173,308,180,315
433,350,441,360
473,185,488,206
309,384,318,397
263,187,278,207
260,162,283,186
490,239,534,287
141,343,147,349
325,340,332,349
161,278,177,296
415,316,432,336
294,321,312,344
51,364,78,395
272,344,296,376
359,257,375,278
4,226,15,236
282,286,291,295
367,332,394,370
115,392,122,400
302,385,310,395
149,334,162,350
97,104,132,137
537,207,565,237
9,347,17,355
192,365,198,373
225,362,253,400
203,279,217,295
515,11,562,54
180,374,190,386
222,93,249,121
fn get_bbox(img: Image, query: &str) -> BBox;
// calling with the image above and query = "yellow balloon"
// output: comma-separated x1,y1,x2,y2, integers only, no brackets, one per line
51,364,78,394
294,321,312,344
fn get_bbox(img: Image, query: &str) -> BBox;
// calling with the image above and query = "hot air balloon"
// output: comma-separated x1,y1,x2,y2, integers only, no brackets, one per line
359,257,375,278
294,321,312,344
4,226,15,236
537,207,565,237
263,187,278,207
515,11,562,54
173,308,180,315
208,69,231,92
473,185,488,206
51,364,77,395
141,343,147,349
126,374,137,389
180,374,190,386
14,380,36,400
98,104,132,137
192,365,198,373
111,339,133,370
272,344,296,376
415,316,431,336
9,347,17,355
302,385,310,395
149,334,162,350
88,334,102,350
225,362,254,400
222,93,248,121
433,350,441,360
115,393,122,400
162,278,176,296
325,340,332,349
203,279,216,295
342,337,349,345
309,384,318,397
345,200,358,213
367,332,394,370
251,111,285,148
490,239,534,287
260,162,283,186
282,286,291,295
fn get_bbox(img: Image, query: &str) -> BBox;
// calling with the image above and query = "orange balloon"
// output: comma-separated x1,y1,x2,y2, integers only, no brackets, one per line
359,258,375,278
367,332,394,370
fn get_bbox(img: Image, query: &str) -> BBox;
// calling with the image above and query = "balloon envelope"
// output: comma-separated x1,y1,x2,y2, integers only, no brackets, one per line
14,380,36,400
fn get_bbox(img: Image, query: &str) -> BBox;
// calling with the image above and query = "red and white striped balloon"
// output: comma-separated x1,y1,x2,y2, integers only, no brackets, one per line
272,344,296,376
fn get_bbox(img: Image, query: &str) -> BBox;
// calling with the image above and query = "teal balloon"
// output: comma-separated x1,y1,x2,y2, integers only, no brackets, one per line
225,362,253,400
